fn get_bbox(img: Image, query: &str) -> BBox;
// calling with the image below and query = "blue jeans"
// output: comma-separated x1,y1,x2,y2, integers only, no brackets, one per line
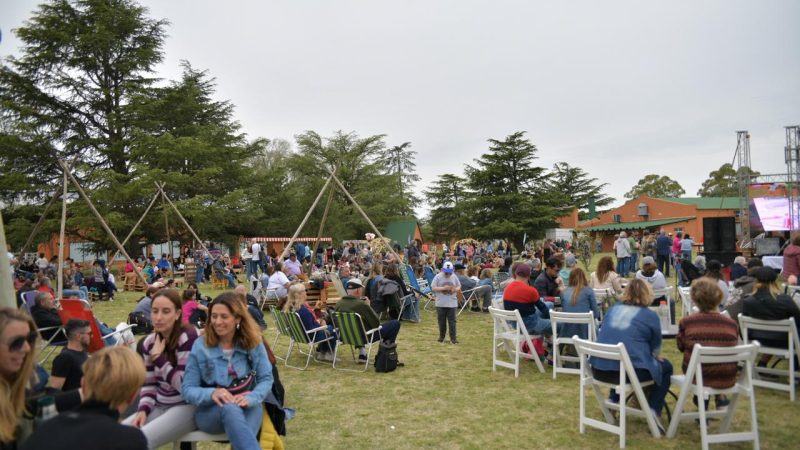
522,314,552,337
616,257,629,276
195,403,262,450
629,253,638,272
595,358,673,415
195,265,205,283
247,305,266,329
244,259,252,280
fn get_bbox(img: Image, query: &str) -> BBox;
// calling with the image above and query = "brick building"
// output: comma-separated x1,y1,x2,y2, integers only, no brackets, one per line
578,195,741,252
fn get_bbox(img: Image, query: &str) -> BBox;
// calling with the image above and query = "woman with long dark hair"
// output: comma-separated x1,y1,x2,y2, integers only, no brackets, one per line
124,288,200,449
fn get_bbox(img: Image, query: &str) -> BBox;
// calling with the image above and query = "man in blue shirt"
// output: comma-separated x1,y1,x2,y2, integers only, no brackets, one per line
156,253,171,272
655,230,672,277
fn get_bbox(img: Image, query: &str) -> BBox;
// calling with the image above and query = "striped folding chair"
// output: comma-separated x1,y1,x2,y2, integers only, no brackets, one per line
282,310,336,371
269,305,290,361
331,311,382,372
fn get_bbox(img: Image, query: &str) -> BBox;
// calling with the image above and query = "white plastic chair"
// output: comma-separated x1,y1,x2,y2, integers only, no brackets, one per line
677,286,694,318
593,288,616,319
666,343,760,449
488,307,545,377
550,311,596,379
739,314,799,401
572,337,662,448
172,431,228,450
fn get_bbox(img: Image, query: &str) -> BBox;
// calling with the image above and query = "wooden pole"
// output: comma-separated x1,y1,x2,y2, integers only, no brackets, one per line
57,160,148,286
19,189,62,256
108,189,161,264
279,171,336,261
326,169,404,263
308,183,335,274
0,211,16,308
56,171,68,299
162,191,172,262
154,183,211,256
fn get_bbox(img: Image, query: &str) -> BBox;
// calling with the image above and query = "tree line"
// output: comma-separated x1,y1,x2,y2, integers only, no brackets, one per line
0,0,752,255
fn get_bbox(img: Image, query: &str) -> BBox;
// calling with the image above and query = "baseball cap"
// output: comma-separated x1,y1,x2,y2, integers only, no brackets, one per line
515,264,531,278
442,261,454,273
345,278,363,289
453,263,466,270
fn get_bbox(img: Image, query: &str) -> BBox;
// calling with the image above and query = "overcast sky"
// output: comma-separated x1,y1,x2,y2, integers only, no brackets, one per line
2,0,799,217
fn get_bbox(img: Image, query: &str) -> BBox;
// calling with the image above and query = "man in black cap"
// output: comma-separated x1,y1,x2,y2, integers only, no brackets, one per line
334,278,402,362
454,263,492,312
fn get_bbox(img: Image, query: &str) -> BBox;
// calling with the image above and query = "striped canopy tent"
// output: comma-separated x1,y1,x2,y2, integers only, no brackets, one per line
244,237,332,243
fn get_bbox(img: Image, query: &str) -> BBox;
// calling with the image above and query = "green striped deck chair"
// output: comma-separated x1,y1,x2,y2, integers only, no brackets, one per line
269,305,290,361
282,310,336,371
331,312,382,372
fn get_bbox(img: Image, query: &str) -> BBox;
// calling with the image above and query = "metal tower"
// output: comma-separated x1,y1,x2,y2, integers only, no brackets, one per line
736,131,751,246
786,125,800,231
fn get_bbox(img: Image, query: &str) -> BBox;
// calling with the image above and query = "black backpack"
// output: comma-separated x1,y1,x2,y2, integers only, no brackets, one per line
374,340,398,373
127,311,153,335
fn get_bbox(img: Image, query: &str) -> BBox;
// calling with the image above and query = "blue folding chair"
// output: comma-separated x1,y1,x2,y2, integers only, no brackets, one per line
404,264,434,310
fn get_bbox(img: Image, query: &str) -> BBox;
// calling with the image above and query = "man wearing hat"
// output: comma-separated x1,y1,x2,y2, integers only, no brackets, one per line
454,263,492,312
503,263,552,337
335,278,402,361
431,261,461,343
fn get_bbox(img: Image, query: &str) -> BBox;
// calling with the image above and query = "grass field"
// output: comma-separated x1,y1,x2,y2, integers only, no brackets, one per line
80,254,798,449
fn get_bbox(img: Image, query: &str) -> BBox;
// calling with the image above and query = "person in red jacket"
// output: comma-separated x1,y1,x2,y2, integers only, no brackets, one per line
502,264,552,337
781,235,800,280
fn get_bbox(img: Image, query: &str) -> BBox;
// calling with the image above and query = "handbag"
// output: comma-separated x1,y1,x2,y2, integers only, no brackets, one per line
203,352,257,395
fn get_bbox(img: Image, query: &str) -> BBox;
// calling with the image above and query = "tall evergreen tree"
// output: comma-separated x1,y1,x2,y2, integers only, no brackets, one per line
384,142,421,216
545,162,614,218
465,132,559,249
0,0,168,250
424,173,471,242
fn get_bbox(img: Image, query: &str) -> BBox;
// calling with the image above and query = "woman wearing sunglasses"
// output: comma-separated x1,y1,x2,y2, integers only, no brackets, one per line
0,307,40,449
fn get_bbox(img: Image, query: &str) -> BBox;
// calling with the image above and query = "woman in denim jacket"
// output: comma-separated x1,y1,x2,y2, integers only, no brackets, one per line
182,292,272,450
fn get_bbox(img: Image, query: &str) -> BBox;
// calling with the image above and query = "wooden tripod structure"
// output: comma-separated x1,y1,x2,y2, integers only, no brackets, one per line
19,161,211,300
281,167,403,272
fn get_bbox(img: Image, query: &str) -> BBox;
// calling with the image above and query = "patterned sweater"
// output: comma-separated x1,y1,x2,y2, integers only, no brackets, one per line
137,326,199,414
676,312,739,389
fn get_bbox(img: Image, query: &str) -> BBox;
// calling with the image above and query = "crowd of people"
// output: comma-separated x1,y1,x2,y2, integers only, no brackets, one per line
4,232,800,448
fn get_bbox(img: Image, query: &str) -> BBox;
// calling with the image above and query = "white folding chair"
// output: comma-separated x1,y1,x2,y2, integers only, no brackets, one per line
666,343,760,449
739,314,799,401
550,311,596,379
572,337,662,448
488,307,545,376
593,288,615,320
677,286,695,318
490,295,504,310
457,286,484,316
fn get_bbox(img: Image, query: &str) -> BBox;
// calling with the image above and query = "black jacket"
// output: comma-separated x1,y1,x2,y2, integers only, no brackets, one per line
19,401,146,450
742,287,800,343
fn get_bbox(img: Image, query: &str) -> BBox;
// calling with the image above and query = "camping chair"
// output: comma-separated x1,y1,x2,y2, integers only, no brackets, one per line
572,337,663,448
487,307,545,377
20,291,66,363
550,311,597,379
58,298,133,352
423,265,435,287
269,305,289,361
403,264,435,310
457,286,484,317
331,311,382,372
210,271,227,290
398,293,419,322
492,271,510,292
281,309,337,371
739,314,799,401
329,273,348,298
665,343,760,449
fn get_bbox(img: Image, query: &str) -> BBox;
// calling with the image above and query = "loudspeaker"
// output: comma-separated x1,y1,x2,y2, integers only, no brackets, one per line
703,217,736,253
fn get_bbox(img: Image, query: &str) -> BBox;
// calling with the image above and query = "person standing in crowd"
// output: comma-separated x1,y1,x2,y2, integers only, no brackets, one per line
782,235,800,281
628,231,640,273
249,240,263,277
614,232,631,276
431,261,461,344
656,230,672,277
49,319,91,392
